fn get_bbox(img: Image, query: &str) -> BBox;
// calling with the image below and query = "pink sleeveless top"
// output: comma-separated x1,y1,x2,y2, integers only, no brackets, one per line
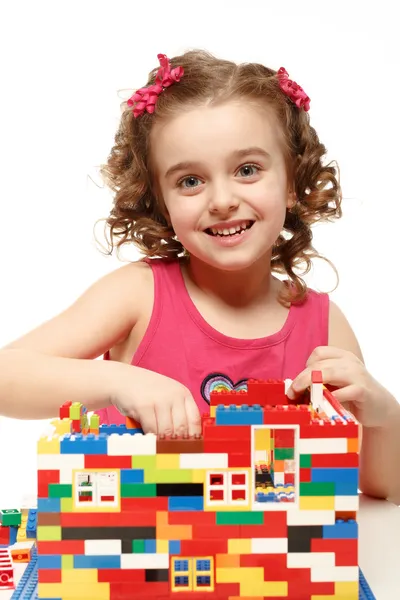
96,259,329,424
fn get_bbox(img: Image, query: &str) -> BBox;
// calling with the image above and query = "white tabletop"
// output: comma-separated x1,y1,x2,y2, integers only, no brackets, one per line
1,494,399,600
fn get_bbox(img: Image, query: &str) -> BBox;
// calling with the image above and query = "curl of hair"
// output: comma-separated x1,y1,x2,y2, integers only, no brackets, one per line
99,49,342,305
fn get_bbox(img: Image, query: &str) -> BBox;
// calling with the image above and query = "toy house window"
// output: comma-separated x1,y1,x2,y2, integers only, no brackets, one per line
207,471,249,507
74,470,119,509
171,557,214,592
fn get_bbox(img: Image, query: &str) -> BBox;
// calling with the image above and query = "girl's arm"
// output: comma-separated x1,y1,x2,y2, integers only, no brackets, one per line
0,261,150,419
328,301,400,503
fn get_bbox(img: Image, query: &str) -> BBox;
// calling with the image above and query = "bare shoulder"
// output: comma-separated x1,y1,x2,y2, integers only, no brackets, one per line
2,260,153,360
328,299,364,361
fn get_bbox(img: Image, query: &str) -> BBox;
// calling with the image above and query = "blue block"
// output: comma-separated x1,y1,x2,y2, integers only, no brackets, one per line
38,555,62,569
120,469,144,484
74,555,121,569
9,526,18,545
311,468,358,485
38,498,61,513
215,404,264,425
60,433,108,455
322,519,358,539
168,496,204,511
169,540,181,554
144,539,156,553
26,509,37,538
335,481,359,495
99,424,142,435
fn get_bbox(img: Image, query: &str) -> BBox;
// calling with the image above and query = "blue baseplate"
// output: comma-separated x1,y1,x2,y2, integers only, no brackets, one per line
11,546,376,600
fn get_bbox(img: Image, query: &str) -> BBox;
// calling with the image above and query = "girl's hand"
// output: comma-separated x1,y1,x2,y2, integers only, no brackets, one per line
111,364,202,436
287,346,398,428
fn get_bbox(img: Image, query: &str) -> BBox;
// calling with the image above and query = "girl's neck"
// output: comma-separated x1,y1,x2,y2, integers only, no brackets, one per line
182,253,278,308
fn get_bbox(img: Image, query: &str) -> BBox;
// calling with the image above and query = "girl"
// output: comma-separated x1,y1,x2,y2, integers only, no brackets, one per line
1,50,399,502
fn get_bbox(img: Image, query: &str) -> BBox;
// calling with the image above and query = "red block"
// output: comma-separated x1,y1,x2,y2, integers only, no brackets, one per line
38,569,62,583
37,469,60,498
239,511,287,538
121,497,169,511
37,540,85,555
274,429,295,446
110,581,169,597
215,582,240,596
240,553,287,579
210,390,248,406
248,379,287,405
60,510,156,527
285,473,295,485
84,455,132,468
98,569,145,582
228,452,251,467
180,539,228,554
300,468,311,482
0,526,10,545
311,453,359,468
264,405,310,425
301,422,359,438
193,525,239,539
311,538,358,565
203,424,251,441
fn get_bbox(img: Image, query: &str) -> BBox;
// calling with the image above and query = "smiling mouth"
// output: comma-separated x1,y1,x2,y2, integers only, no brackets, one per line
205,220,255,237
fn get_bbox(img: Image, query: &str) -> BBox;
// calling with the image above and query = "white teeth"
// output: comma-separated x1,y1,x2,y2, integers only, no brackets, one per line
210,221,251,236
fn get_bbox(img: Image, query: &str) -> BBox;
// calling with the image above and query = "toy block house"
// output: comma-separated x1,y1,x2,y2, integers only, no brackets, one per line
36,371,360,599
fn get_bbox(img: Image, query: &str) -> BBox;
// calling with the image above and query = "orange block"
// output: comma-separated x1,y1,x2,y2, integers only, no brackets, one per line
126,417,141,429
156,511,192,539
216,554,240,568
273,460,285,472
347,438,359,452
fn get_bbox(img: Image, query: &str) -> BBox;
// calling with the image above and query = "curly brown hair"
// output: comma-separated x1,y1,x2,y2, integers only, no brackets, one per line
99,49,342,304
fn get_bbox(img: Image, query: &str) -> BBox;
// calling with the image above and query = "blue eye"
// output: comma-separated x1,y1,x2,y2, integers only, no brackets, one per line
238,164,260,177
178,176,201,189
176,163,261,189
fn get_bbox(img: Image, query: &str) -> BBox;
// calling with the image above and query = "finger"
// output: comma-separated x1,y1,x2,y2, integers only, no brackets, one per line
184,395,202,437
155,405,174,436
331,385,366,408
137,406,158,434
290,360,351,396
171,400,189,437
306,346,347,367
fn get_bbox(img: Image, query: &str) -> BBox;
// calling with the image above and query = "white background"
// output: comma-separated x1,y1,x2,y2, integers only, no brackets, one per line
0,0,398,504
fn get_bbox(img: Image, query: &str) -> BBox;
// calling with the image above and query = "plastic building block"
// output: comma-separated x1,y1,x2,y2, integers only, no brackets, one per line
32,370,375,600
0,548,14,590
10,546,38,599
0,509,21,527
360,567,377,599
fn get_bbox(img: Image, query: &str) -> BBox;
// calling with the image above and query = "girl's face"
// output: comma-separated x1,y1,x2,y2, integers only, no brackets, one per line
151,100,295,272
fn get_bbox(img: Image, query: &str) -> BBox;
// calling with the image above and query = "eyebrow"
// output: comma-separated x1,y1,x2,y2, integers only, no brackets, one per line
164,146,271,179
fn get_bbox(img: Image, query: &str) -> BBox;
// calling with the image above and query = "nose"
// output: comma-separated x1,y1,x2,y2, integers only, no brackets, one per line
208,180,240,215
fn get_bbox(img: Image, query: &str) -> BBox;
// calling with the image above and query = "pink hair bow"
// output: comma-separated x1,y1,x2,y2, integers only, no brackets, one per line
277,67,310,112
128,54,184,118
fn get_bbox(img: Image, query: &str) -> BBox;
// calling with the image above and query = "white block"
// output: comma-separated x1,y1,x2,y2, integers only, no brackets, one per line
107,433,156,456
288,552,335,568
287,510,335,526
299,438,348,454
251,538,288,554
37,454,85,470
59,468,75,484
311,566,359,582
84,540,122,555
274,472,285,485
179,453,228,469
334,496,359,511
121,553,169,569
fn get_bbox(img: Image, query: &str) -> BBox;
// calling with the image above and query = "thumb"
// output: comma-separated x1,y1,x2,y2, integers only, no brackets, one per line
184,395,202,437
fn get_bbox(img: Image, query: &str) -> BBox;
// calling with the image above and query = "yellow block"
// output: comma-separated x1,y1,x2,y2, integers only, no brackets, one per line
16,510,28,542
62,570,98,583
156,539,169,553
300,496,335,510
62,555,74,569
335,581,359,597
191,469,206,483
37,437,60,454
255,427,271,451
61,498,73,513
228,538,252,554
156,454,180,469
210,406,216,417
241,580,288,597
37,583,110,599
216,566,264,584
50,418,71,435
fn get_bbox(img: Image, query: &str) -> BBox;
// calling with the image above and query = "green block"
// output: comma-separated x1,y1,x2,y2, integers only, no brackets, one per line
48,484,73,498
145,469,193,484
90,414,100,428
300,482,335,496
60,498,73,512
300,454,312,468
0,509,21,526
37,526,62,541
121,483,156,498
69,402,83,420
274,448,294,460
62,555,74,569
133,539,145,553
132,456,157,469
216,512,264,525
